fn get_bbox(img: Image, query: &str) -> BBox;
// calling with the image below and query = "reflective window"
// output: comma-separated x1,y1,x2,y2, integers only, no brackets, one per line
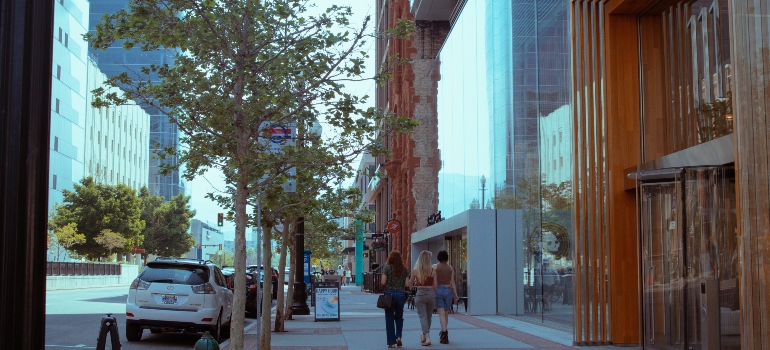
436,0,573,328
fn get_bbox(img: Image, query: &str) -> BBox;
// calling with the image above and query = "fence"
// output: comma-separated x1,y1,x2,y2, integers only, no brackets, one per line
362,272,383,293
46,262,121,276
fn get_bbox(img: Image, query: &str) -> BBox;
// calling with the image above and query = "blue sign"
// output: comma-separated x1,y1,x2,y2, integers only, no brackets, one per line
304,250,312,285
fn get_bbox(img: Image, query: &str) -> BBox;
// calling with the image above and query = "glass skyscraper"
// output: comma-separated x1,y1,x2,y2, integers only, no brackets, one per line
88,0,186,201
49,0,90,209
434,0,573,327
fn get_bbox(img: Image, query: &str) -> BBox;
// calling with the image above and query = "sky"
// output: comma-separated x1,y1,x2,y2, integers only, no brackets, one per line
187,1,377,239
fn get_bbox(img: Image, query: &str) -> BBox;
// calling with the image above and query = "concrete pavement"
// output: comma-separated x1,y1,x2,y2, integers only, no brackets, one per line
221,285,633,350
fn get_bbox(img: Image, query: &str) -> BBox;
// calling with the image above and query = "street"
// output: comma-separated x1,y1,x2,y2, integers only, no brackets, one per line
45,286,263,349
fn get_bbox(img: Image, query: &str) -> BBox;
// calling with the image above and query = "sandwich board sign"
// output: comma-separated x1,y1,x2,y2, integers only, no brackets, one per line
313,281,340,321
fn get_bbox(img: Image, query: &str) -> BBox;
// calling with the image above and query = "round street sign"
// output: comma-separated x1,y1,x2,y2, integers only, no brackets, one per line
386,220,400,234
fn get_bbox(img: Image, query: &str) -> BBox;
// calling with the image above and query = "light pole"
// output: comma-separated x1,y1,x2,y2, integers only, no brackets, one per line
292,118,321,315
480,175,487,209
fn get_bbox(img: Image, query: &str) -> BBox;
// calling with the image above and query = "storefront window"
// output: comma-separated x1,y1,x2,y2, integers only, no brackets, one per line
436,0,573,329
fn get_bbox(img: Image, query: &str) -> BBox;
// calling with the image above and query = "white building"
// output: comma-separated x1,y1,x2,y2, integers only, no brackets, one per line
83,57,150,189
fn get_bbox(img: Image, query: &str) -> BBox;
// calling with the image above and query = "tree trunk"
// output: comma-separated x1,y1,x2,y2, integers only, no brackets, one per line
274,220,291,332
229,176,249,350
260,223,273,349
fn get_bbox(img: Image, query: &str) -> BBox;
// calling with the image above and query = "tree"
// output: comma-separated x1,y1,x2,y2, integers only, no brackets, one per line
47,221,85,261
139,188,196,262
49,177,144,260
94,229,128,258
212,250,234,266
88,2,414,348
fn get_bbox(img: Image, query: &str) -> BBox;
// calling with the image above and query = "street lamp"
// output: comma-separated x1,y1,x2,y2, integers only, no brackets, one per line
292,118,322,315
480,175,487,209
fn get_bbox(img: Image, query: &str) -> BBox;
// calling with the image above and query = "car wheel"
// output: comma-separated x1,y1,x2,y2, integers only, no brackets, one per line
126,323,142,341
221,312,231,339
211,310,222,343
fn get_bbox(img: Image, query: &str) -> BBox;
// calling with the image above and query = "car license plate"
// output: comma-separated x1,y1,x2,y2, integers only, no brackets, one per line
162,295,177,304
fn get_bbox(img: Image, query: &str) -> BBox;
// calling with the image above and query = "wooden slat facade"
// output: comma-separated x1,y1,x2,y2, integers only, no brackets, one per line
731,0,770,348
573,0,770,347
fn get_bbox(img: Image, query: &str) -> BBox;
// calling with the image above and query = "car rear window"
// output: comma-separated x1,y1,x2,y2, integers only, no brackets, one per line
140,264,209,285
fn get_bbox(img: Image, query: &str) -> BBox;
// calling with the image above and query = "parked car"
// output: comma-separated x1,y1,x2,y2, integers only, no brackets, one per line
247,265,278,299
221,267,261,316
125,258,233,342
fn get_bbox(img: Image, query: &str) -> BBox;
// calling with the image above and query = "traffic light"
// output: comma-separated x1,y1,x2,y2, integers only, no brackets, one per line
219,244,223,250
217,213,224,227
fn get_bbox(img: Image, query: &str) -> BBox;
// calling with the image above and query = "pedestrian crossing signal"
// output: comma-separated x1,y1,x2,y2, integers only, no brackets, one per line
363,252,369,258
217,213,224,227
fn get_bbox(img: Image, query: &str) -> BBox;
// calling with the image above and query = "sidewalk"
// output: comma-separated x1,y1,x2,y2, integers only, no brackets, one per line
222,285,633,350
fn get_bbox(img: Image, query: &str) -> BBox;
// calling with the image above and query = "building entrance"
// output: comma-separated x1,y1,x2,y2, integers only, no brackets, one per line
639,167,739,349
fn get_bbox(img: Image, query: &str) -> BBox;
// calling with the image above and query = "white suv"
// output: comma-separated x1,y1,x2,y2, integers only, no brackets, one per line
125,258,233,342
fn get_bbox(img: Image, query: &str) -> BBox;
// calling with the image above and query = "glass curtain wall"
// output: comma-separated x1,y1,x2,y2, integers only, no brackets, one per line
435,0,573,328
436,0,491,217
89,0,186,201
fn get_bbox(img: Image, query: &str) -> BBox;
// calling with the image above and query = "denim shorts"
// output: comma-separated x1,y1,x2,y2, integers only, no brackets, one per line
435,286,453,309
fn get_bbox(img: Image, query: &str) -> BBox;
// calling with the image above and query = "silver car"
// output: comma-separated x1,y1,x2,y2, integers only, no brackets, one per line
125,258,233,342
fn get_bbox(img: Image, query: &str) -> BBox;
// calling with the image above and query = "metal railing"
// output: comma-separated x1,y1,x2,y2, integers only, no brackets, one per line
362,272,385,293
46,262,121,276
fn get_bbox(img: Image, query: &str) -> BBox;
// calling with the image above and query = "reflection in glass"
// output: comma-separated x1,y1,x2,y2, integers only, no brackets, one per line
436,0,573,327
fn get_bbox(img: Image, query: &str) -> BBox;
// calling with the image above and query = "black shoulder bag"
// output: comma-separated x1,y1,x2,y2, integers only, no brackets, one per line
377,293,394,309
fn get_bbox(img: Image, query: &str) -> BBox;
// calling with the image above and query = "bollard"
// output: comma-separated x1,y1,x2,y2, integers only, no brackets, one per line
96,313,121,350
193,331,220,350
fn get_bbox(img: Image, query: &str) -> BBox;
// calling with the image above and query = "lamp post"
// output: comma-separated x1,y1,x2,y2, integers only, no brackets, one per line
480,175,487,209
292,217,310,315
292,118,321,315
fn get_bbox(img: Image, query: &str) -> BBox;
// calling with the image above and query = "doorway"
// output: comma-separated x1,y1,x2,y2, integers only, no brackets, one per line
639,167,739,349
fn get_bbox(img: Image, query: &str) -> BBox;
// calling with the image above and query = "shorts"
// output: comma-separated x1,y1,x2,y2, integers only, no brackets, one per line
435,286,453,309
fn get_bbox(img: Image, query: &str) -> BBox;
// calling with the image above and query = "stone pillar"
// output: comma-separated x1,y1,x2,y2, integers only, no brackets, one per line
385,0,448,266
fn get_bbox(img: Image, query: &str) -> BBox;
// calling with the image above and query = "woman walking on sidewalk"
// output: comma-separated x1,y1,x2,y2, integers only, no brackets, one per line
409,250,437,346
381,250,409,348
434,250,459,344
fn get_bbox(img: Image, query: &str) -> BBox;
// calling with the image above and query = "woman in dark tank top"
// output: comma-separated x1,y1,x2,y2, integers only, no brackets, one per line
434,250,459,344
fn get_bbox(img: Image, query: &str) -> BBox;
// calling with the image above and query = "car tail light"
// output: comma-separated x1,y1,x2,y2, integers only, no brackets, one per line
201,318,213,322
129,278,150,290
191,282,216,294
126,312,134,317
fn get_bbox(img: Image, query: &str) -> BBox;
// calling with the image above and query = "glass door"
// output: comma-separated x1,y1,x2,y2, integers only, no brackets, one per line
640,167,739,349
642,181,685,349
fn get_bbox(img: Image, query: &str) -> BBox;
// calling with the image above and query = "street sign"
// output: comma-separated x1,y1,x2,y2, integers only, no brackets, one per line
313,281,340,321
386,220,400,234
258,122,296,192
259,122,296,153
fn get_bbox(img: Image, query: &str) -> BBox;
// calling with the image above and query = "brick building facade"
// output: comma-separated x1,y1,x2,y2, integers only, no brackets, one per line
378,0,449,264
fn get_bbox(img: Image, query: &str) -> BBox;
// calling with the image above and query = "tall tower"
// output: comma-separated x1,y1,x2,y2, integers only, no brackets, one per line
88,0,186,201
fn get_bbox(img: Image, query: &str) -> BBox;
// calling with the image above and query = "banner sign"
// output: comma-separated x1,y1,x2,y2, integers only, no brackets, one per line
313,281,340,321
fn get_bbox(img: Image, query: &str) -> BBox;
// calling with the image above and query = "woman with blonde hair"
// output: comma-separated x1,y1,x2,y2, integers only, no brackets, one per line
381,250,409,348
409,250,437,346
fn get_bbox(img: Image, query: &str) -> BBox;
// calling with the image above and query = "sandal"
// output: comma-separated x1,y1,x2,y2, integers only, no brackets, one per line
388,345,397,348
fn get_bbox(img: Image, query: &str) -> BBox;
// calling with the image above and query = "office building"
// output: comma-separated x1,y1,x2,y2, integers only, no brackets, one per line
89,0,186,201
378,0,770,347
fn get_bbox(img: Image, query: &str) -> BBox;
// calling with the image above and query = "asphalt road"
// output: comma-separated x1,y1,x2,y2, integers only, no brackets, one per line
45,286,263,350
